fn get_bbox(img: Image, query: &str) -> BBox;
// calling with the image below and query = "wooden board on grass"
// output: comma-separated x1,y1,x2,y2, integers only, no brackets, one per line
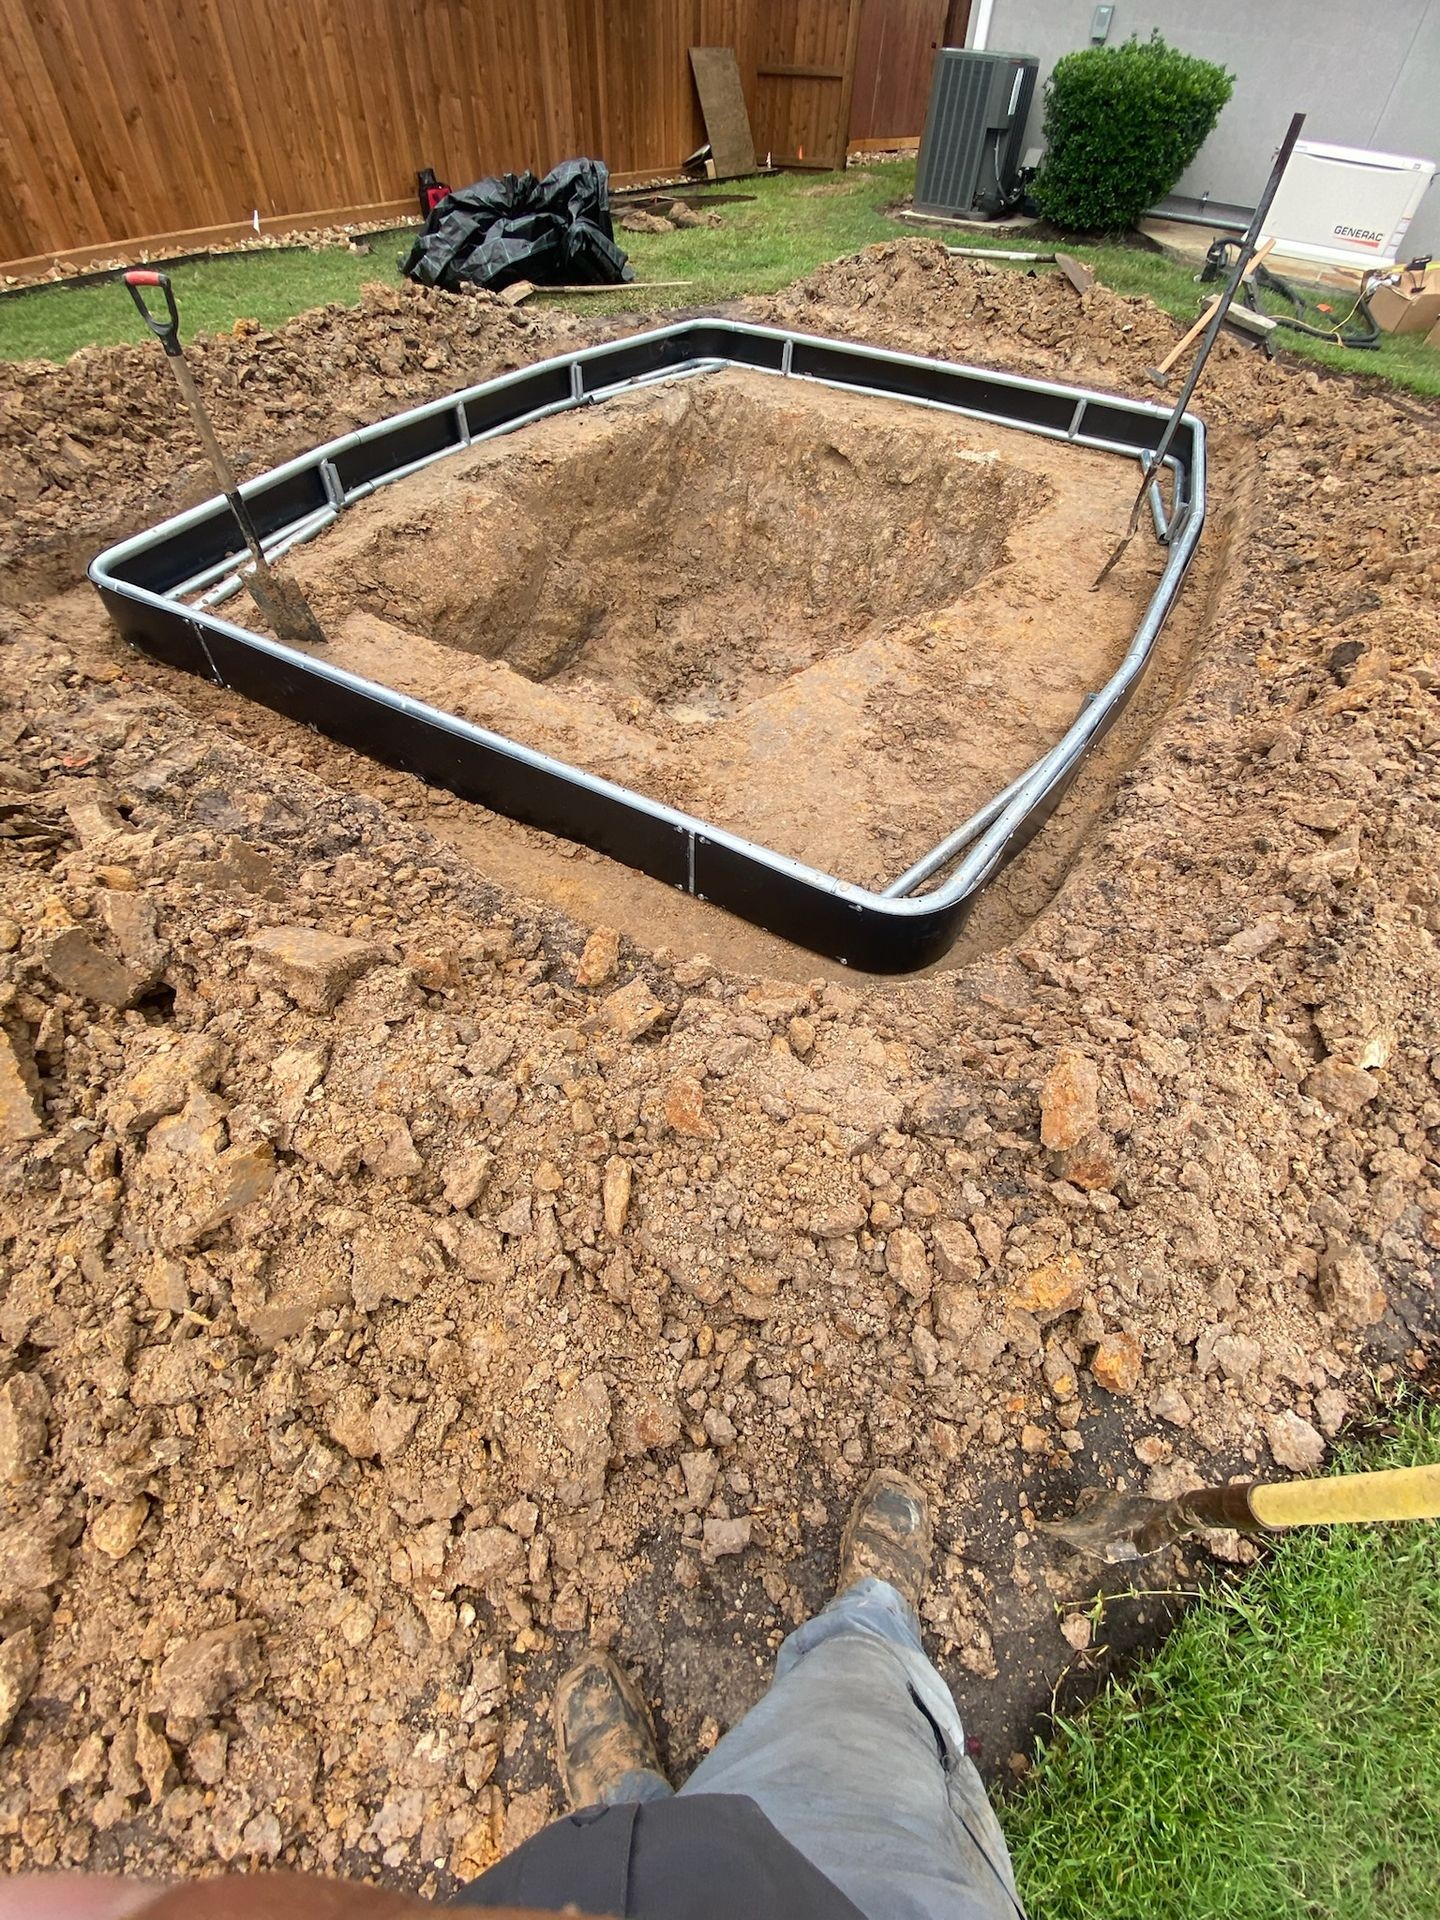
688,48,757,178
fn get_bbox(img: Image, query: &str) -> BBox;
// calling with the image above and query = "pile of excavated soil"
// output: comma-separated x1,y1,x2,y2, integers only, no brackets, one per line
0,282,586,581
774,241,1180,375
1,243,1437,1894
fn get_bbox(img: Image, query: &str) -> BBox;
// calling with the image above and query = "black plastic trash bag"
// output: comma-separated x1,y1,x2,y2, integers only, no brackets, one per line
401,158,633,293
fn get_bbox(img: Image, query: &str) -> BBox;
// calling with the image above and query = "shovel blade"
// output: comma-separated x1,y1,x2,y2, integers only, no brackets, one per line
248,565,327,649
1038,1488,1175,1563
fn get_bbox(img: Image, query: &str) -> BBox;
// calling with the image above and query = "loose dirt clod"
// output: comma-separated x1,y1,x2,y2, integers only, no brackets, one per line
0,240,1436,1893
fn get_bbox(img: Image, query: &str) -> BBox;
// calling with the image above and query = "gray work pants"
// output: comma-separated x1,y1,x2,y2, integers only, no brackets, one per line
610,1578,1025,1920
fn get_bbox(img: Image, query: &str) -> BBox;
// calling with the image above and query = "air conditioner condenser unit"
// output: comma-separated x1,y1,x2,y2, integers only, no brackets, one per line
915,49,1038,220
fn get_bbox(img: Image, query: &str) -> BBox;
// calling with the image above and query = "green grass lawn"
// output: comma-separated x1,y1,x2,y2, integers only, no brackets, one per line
1003,1398,1440,1920
0,240,404,363
3,158,1437,395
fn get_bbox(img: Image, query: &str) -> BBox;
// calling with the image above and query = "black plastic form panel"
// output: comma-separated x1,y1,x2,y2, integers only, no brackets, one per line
98,587,694,888
249,464,332,540
101,593,217,678
332,409,460,494
1082,398,1187,459
112,463,331,596
112,514,236,597
582,324,786,394
463,363,573,437
209,622,693,883
690,836,968,974
789,340,1080,436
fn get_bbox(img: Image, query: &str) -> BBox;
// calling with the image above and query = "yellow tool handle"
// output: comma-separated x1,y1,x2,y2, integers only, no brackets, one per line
1250,1462,1440,1529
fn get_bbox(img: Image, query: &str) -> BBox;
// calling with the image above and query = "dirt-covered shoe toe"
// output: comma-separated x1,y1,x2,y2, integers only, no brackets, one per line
837,1468,933,1611
552,1650,669,1809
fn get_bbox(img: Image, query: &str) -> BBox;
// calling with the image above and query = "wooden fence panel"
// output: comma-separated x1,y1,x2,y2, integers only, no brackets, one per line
752,0,861,168
848,0,947,144
0,0,784,271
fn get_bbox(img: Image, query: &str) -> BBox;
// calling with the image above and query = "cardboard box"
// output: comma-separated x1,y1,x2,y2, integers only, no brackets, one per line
1427,315,1440,352
1368,281,1440,335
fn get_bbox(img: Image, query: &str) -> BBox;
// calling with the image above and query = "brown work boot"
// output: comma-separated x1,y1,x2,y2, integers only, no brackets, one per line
837,1468,933,1612
553,1650,670,1809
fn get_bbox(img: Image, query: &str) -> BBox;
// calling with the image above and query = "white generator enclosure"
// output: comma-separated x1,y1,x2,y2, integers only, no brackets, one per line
1262,141,1436,269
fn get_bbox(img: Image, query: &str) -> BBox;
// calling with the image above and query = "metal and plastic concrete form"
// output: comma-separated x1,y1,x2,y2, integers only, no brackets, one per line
90,320,1205,972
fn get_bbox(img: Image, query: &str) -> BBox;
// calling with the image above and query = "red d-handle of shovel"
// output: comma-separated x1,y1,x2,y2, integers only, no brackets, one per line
124,269,182,356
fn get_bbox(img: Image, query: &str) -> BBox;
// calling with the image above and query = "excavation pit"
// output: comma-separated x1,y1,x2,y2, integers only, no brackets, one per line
91,323,1206,970
288,375,1038,718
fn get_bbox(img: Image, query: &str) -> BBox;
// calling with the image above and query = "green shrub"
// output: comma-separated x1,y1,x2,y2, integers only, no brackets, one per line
1032,32,1234,234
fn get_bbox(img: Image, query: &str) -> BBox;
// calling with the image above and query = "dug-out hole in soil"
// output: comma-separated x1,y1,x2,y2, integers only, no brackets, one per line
276,369,1217,969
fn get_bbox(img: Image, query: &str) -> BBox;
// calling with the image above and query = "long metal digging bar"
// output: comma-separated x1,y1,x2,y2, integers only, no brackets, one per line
123,270,328,649
1091,110,1306,591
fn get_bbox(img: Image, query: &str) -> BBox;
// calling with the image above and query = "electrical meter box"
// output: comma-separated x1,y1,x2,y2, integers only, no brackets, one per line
1261,141,1435,269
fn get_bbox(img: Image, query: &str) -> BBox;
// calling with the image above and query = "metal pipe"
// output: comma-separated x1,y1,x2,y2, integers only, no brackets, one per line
945,425,1206,905
1147,475,1171,545
173,504,335,601
1135,116,1304,514
172,545,260,602
724,319,1181,421
944,246,1056,262
881,767,1035,898
1146,204,1249,233
780,370,1180,464
343,368,726,508
884,687,1103,900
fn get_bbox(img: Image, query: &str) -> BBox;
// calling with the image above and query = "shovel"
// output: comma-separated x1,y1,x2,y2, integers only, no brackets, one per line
123,269,327,649
1042,1460,1440,1564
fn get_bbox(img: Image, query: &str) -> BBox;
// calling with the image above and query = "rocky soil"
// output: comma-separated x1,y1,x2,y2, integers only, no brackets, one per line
0,281,587,592
0,243,1437,1894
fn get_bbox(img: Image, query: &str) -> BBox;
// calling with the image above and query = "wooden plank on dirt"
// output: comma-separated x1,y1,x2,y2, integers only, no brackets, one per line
688,47,757,178
499,279,693,305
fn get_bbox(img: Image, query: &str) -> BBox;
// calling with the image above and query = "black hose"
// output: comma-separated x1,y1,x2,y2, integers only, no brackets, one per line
974,129,1026,218
1203,236,1381,349
1247,263,1381,348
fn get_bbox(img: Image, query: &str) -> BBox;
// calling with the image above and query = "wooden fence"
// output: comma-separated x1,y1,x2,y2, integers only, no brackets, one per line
850,0,965,146
0,0,899,274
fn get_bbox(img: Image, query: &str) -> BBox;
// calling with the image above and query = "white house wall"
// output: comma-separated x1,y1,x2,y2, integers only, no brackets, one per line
977,0,1440,257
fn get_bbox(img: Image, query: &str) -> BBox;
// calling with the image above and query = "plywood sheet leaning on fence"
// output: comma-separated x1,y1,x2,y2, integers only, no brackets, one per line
688,47,757,177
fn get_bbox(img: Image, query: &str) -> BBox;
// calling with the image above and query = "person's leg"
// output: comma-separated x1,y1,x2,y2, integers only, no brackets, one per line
678,1474,1023,1920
